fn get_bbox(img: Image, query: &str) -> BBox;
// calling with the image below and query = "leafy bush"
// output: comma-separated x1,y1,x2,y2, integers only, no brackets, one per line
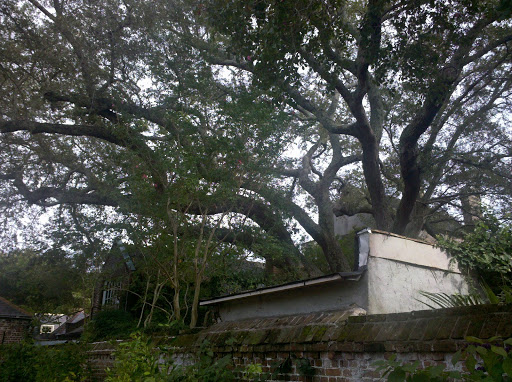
0,342,90,382
105,333,318,381
438,215,512,290
178,339,236,382
417,290,485,309
33,343,91,382
141,319,187,337
83,309,137,342
105,333,238,382
105,332,165,382
375,337,512,381
0,341,37,382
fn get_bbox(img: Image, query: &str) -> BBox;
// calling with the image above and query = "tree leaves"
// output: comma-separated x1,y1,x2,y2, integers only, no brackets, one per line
1,0,512,277
437,213,512,290
375,336,512,381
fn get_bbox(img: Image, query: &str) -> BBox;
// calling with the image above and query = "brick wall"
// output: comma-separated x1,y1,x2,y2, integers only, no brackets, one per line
87,341,118,381
0,317,31,344
87,304,512,381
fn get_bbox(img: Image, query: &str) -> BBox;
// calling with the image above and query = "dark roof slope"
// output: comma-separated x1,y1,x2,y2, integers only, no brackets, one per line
0,296,32,319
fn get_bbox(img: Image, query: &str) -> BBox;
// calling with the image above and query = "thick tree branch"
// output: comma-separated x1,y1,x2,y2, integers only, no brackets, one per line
0,120,123,145
1,171,120,207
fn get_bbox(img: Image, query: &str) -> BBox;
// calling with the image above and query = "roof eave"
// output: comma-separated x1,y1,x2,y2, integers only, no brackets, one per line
0,314,32,320
200,270,365,306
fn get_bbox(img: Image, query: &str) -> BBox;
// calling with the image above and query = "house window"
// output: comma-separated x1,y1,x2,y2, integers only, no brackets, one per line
40,324,55,334
102,281,122,307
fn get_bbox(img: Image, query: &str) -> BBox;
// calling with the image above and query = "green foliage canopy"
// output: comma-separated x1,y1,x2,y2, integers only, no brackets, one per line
0,249,83,312
0,0,511,282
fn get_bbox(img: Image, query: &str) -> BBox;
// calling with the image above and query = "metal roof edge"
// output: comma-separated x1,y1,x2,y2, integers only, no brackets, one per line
0,314,32,320
362,228,436,246
200,270,365,306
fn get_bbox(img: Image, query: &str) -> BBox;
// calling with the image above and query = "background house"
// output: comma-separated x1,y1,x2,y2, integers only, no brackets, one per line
34,311,88,343
51,311,88,340
91,240,136,318
38,313,68,334
0,296,32,344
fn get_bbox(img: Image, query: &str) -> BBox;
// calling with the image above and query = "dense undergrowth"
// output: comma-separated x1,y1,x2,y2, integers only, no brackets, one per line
0,341,91,382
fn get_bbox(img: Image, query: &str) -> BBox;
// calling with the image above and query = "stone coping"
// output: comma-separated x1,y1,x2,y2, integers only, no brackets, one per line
169,304,512,353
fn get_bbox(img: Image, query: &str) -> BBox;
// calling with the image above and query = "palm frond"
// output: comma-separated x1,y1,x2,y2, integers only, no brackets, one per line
417,291,485,309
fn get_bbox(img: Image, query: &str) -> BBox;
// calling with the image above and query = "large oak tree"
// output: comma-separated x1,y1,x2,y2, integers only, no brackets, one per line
197,0,512,269
1,0,511,279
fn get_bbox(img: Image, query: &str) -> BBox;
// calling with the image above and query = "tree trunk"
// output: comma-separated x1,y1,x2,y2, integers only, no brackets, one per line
144,278,164,328
317,190,351,272
403,202,428,238
360,133,393,231
319,235,351,272
137,277,151,328
173,287,181,321
189,273,202,329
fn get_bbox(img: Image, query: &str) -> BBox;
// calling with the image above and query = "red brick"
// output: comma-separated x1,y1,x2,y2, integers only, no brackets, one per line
362,369,381,378
0,318,31,344
325,368,341,376
431,352,446,361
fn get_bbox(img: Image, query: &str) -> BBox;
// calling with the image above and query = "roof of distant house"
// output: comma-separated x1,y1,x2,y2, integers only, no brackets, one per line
51,310,87,338
0,296,32,319
68,310,86,324
102,240,136,276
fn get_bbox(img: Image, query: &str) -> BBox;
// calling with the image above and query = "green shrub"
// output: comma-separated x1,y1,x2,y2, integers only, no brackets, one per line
105,332,165,382
141,319,187,337
105,333,238,381
34,343,90,381
374,337,512,381
438,215,512,291
106,333,318,382
0,342,90,382
183,339,236,382
0,342,37,381
83,309,137,342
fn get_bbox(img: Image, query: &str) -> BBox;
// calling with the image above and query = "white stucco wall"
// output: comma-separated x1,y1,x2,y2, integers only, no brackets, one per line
363,231,468,314
208,230,471,321
367,232,460,272
218,278,368,322
366,256,468,314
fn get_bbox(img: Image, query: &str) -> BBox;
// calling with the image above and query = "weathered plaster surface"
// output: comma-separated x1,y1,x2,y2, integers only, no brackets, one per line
367,232,459,272
367,256,468,314
218,278,368,322
204,230,471,321
334,213,374,236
